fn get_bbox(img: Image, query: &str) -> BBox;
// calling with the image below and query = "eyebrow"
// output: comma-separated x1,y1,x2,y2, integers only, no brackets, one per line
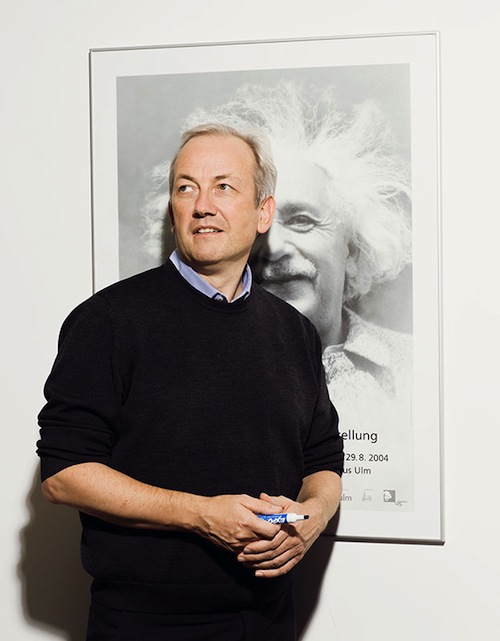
175,174,196,183
279,202,322,217
175,173,240,183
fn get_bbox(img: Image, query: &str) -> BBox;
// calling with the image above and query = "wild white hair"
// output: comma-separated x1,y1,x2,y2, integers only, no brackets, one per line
141,82,412,300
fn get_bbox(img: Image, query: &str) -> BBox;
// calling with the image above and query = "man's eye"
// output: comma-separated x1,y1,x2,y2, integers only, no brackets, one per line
286,214,316,232
217,183,232,191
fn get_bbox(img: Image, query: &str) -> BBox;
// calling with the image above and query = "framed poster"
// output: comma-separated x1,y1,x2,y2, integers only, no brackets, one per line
90,33,442,542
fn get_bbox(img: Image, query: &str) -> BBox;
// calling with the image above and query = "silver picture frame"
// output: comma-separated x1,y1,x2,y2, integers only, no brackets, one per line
90,32,442,542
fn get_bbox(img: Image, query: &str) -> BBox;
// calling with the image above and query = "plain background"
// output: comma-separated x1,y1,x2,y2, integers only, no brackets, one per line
3,1,500,639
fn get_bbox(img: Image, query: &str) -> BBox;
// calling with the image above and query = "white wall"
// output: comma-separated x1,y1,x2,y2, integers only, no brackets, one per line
3,1,500,638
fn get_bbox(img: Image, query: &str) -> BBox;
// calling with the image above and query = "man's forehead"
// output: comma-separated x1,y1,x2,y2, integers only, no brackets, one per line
176,170,241,182
173,134,256,181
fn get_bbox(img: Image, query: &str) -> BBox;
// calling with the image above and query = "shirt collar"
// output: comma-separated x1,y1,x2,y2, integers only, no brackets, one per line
169,250,252,303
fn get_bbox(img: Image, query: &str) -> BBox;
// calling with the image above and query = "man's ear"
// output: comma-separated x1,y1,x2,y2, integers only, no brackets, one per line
168,201,175,233
257,196,276,234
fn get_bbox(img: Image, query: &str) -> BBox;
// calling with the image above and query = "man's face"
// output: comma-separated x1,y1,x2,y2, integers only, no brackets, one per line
169,134,274,275
251,151,351,345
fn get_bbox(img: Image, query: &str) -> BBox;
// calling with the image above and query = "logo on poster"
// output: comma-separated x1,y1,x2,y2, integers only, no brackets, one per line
362,489,373,502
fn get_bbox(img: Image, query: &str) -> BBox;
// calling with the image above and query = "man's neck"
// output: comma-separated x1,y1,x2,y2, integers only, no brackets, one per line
173,250,250,303
196,267,245,302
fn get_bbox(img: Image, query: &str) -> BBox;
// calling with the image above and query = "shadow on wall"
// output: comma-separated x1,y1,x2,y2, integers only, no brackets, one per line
18,467,338,640
18,468,91,641
295,511,338,639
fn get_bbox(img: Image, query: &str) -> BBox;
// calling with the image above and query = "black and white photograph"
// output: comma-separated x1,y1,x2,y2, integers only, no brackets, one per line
90,34,442,541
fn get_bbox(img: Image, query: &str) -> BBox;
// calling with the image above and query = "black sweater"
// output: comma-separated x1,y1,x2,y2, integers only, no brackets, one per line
38,261,343,613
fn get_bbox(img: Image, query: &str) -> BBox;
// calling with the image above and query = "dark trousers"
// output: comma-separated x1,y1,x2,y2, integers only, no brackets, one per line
86,587,296,641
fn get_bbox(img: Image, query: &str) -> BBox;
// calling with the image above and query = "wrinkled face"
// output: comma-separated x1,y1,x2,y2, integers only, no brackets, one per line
251,151,351,344
170,134,274,274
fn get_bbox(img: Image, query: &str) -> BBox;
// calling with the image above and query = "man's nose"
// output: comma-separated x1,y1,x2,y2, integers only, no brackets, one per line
193,190,216,218
258,221,292,260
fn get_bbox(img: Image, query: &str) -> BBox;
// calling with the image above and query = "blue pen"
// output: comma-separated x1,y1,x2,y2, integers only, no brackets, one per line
258,513,309,524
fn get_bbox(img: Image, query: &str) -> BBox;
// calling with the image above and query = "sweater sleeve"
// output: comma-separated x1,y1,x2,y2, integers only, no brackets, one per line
37,295,122,481
302,329,344,479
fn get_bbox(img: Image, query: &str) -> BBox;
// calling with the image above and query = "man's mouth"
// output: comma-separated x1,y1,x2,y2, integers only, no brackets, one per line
195,227,222,234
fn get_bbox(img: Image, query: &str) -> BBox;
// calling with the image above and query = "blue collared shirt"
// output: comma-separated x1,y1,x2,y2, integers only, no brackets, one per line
169,250,252,303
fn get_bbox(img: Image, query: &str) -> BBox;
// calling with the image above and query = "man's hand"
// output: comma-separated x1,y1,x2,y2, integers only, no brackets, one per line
193,494,282,553
236,471,342,578
235,493,322,577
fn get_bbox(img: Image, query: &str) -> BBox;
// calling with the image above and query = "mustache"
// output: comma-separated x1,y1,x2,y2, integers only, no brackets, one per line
255,257,317,282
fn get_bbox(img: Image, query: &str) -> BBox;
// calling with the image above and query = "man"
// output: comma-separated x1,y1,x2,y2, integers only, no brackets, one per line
141,82,413,434
37,123,343,640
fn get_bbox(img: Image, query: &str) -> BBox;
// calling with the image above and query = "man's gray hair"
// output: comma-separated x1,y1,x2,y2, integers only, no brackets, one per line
168,123,277,207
